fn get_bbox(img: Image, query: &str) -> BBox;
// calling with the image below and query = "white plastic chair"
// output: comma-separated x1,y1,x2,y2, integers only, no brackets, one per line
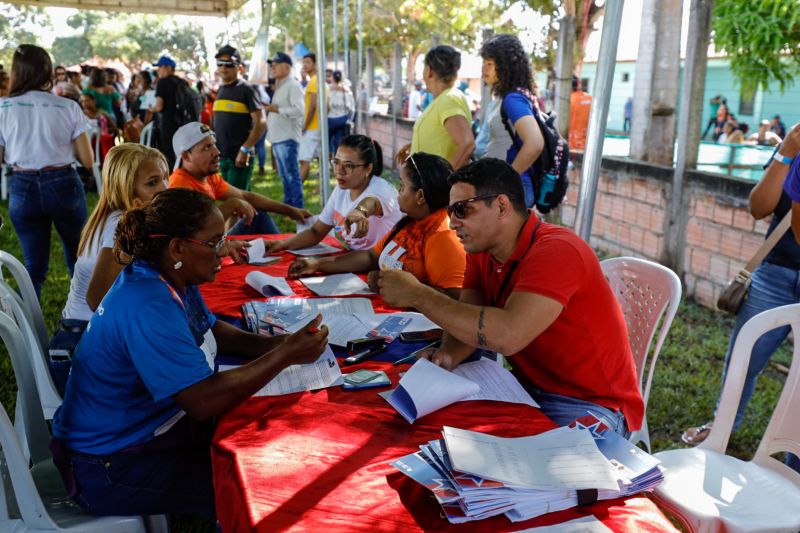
89,126,102,193
600,256,681,452
652,303,800,533
0,250,49,355
0,311,170,532
140,121,154,147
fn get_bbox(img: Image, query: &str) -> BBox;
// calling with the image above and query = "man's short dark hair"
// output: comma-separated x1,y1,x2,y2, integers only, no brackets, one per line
304,52,316,64
447,158,528,216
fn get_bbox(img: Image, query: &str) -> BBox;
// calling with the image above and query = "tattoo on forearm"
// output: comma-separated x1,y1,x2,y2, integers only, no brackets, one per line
477,307,487,346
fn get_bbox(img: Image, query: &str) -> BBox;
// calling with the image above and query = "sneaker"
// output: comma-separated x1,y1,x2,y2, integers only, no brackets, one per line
681,422,713,446
258,166,265,176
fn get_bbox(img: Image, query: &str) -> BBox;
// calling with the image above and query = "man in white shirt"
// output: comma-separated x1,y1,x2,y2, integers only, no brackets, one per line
408,80,423,121
264,52,306,208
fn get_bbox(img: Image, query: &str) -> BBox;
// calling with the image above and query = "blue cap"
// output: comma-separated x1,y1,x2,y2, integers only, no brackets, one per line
154,55,176,68
270,52,292,66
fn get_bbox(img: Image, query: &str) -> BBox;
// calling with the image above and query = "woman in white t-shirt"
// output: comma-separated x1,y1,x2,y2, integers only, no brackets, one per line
266,135,401,253
62,144,169,323
0,44,94,297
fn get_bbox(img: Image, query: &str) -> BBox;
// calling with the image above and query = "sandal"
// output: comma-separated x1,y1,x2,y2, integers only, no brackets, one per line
681,422,713,446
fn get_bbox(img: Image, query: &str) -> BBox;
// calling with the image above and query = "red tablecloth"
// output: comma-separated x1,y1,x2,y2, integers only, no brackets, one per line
205,236,677,532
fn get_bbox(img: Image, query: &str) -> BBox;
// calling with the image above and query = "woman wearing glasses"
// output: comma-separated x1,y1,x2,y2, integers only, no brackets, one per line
266,134,401,252
288,152,465,298
52,187,329,518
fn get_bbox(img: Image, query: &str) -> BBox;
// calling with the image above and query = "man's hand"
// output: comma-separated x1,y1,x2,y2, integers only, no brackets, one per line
290,207,314,222
263,239,287,255
377,270,423,308
344,208,370,238
223,198,256,224
421,346,471,371
225,240,251,264
287,258,320,279
366,270,380,292
281,315,329,365
235,150,250,168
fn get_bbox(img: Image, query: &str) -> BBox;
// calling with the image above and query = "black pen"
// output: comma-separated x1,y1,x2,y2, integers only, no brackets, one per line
393,340,442,366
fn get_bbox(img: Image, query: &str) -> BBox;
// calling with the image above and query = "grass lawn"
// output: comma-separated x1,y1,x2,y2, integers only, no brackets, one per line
0,163,791,531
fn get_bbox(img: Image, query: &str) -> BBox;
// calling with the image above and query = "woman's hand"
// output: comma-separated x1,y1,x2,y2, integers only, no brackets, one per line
282,315,329,365
225,240,251,264
263,239,287,255
290,207,314,222
287,258,320,278
344,207,370,238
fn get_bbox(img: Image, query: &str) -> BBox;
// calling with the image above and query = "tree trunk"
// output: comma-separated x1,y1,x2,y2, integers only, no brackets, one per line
406,49,421,91
554,15,576,137
630,0,682,165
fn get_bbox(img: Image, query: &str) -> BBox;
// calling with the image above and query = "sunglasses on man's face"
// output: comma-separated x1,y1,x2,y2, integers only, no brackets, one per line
446,194,499,219
217,60,237,68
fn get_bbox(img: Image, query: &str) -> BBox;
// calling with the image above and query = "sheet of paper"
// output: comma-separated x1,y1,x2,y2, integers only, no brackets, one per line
515,516,613,533
443,426,619,491
453,359,539,407
295,215,319,233
323,314,372,347
363,312,439,334
246,238,280,265
300,273,372,296
218,345,342,396
291,242,342,256
384,358,479,423
245,271,295,296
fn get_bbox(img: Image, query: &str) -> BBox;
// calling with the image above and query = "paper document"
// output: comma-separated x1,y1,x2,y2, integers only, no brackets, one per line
245,271,295,296
291,242,342,256
323,314,372,347
241,298,375,336
515,516,612,533
295,215,318,233
442,426,619,491
245,238,281,265
219,345,342,396
361,312,439,341
301,273,372,296
453,359,538,407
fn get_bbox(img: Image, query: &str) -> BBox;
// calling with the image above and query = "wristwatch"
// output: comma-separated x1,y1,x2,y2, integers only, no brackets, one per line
240,145,253,156
773,151,794,165
355,205,370,217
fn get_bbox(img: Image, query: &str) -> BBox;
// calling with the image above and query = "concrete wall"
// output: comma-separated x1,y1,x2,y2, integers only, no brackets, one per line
362,113,768,311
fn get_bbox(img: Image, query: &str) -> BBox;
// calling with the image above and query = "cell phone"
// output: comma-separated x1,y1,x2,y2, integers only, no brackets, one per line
344,369,383,385
343,344,387,365
398,329,443,343
342,370,391,390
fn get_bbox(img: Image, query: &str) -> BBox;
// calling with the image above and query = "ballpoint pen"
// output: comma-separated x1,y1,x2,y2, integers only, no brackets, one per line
393,340,442,366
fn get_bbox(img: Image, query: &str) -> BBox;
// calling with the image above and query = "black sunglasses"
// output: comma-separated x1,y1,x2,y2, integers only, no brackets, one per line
217,60,237,68
446,194,499,219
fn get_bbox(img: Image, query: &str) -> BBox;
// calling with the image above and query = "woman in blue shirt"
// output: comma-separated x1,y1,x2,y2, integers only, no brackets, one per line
479,34,544,208
52,188,329,518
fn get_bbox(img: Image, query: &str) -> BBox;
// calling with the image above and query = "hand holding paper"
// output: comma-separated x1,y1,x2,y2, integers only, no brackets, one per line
245,238,281,265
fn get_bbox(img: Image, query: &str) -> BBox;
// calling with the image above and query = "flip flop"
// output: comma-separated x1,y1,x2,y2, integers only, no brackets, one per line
681,422,713,445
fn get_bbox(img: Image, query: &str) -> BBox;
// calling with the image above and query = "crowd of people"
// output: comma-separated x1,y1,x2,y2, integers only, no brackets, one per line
701,94,787,146
0,36,797,522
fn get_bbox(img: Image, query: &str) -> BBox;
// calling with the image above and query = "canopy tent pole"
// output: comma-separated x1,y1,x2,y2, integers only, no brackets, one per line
343,0,349,84
314,0,331,205
333,0,339,71
573,0,624,242
247,0,272,83
356,0,364,134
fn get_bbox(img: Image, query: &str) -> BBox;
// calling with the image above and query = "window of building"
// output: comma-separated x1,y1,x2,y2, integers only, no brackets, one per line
622,72,630,82
739,88,755,116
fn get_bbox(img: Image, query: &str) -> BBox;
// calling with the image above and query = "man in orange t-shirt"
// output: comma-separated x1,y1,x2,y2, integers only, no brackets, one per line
168,122,312,235
569,76,592,151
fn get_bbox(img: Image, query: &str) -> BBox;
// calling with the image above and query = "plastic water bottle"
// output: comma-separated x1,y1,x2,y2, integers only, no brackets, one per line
537,171,558,207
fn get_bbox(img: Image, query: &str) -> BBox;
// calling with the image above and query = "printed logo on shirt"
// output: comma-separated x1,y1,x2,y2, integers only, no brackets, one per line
378,240,406,271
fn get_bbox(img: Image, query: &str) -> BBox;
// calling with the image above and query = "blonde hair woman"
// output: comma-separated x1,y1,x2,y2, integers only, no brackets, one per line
62,143,169,321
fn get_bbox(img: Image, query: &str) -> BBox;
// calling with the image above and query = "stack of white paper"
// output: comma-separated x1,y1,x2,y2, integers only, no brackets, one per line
245,271,295,296
245,238,281,265
381,358,539,423
300,273,373,296
391,420,664,524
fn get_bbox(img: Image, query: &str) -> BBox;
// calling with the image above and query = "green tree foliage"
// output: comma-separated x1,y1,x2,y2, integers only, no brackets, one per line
712,0,800,92
0,4,49,69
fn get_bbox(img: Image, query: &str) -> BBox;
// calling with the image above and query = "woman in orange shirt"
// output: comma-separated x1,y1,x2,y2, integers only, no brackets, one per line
288,152,465,298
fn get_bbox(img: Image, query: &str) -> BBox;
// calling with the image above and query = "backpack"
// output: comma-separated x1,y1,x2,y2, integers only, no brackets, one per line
500,88,569,214
173,77,202,126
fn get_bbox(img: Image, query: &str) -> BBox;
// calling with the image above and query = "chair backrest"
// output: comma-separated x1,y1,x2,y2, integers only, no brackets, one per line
0,311,51,467
140,121,154,147
0,281,61,419
0,251,49,354
705,303,800,484
600,256,682,406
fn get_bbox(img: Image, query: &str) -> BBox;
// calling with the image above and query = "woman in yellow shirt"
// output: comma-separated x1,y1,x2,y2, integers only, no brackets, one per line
402,46,474,170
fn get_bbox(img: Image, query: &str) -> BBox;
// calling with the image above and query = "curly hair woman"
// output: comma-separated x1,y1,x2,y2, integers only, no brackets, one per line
480,34,544,208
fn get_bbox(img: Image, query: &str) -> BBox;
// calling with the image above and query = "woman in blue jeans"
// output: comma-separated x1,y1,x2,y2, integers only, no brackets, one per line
0,44,94,297
683,125,800,473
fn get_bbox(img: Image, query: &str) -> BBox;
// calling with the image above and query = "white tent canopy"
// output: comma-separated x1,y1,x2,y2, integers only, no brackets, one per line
8,0,248,16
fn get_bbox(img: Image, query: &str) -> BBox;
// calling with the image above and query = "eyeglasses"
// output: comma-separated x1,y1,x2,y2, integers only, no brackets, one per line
405,154,421,177
217,60,237,68
446,194,500,219
149,234,226,254
330,158,368,174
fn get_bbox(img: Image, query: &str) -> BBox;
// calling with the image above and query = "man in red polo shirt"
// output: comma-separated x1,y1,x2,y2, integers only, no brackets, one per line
378,158,644,435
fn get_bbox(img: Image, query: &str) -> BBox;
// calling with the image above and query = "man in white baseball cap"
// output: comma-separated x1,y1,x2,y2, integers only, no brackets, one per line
169,122,312,235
